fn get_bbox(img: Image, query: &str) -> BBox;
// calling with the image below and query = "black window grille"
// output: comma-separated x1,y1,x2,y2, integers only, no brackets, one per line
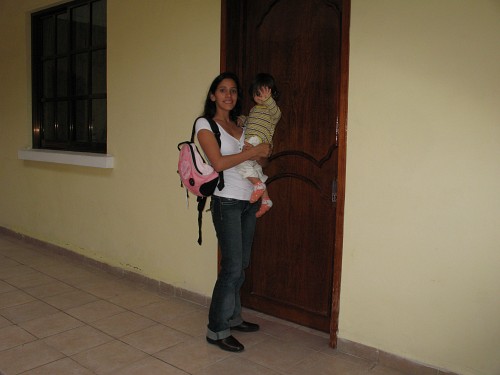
32,0,107,153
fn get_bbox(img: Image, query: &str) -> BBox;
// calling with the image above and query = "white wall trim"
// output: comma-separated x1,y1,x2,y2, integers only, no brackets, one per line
18,148,114,169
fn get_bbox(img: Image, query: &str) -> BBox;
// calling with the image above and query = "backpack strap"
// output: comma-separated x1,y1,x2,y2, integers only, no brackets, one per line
196,196,207,245
206,118,225,190
190,116,225,245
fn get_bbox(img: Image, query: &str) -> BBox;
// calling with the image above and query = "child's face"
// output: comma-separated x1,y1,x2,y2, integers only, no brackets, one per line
253,90,261,103
253,86,271,104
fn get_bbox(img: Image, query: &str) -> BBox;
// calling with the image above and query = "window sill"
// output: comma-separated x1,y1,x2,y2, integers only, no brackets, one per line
18,149,114,169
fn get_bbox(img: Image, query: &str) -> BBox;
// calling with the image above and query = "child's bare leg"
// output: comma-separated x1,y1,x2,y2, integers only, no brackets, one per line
262,190,270,200
256,190,273,218
248,177,266,203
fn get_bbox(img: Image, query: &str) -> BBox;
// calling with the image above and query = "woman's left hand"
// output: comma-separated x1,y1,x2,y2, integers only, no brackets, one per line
245,142,272,160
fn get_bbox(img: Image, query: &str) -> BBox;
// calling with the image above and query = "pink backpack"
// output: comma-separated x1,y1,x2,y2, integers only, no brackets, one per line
177,117,224,244
177,142,219,197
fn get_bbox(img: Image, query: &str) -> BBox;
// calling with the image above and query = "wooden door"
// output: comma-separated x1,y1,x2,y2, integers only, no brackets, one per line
222,0,349,343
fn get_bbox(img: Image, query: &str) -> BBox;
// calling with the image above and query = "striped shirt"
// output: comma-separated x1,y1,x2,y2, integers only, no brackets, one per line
244,96,281,144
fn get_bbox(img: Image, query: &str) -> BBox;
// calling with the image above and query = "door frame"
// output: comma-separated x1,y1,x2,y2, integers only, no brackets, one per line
220,0,350,348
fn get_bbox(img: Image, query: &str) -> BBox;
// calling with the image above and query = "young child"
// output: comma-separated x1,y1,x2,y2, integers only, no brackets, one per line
237,73,281,218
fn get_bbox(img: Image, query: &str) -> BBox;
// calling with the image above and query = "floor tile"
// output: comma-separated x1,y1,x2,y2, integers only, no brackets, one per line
0,233,446,375
71,340,148,375
0,300,59,323
240,336,318,373
132,298,203,325
0,315,12,329
19,357,94,375
0,237,15,248
0,324,37,351
193,355,281,375
23,253,69,269
249,312,296,338
0,280,16,293
231,330,274,349
43,325,114,356
0,264,37,280
121,324,191,354
40,263,93,278
109,356,189,375
379,351,438,375
3,270,56,289
89,311,156,338
42,265,106,286
19,311,85,338
2,247,44,263
154,336,232,374
0,340,65,374
65,299,125,323
287,351,374,375
368,365,411,375
0,289,36,309
78,279,142,300
277,325,330,351
0,257,21,270
42,289,99,310
162,308,208,336
24,280,76,299
0,249,38,264
108,289,165,309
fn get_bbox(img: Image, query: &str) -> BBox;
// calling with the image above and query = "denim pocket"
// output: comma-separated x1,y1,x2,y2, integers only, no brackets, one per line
212,197,239,223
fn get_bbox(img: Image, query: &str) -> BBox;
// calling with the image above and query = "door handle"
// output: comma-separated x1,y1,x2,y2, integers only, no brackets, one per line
332,179,337,203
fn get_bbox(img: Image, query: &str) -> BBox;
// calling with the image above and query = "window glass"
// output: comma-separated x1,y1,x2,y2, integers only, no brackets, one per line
72,5,90,50
57,101,69,141
56,13,68,53
42,16,55,57
74,53,89,95
42,102,55,141
75,100,89,142
43,60,55,98
33,0,106,153
92,99,106,143
92,0,106,46
92,50,106,94
57,57,68,97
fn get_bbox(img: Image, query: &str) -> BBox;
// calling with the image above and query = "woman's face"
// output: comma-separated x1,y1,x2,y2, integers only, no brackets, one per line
211,78,238,113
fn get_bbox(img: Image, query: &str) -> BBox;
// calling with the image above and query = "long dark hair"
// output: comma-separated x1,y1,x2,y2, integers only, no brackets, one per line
203,72,242,121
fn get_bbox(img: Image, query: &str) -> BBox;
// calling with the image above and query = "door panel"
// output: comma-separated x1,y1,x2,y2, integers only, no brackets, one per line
223,0,345,334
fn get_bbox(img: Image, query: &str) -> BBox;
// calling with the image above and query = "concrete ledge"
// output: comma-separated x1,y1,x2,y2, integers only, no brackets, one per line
18,148,114,169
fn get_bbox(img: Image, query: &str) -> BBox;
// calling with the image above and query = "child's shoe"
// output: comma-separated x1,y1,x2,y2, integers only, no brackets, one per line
256,199,273,218
250,182,266,203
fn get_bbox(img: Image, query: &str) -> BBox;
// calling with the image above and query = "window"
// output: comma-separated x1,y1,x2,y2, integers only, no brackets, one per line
32,0,107,153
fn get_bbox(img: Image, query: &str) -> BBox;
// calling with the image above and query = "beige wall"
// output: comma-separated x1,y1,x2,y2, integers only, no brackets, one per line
0,0,222,296
0,1,499,374
341,1,500,374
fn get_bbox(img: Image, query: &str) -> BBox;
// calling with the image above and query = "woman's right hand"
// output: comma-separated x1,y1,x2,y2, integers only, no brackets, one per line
250,143,271,160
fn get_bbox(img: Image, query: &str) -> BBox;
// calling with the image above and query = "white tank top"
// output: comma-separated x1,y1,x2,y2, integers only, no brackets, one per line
195,117,253,201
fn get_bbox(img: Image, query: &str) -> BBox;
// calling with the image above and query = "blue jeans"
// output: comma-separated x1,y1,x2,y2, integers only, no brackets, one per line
206,196,259,340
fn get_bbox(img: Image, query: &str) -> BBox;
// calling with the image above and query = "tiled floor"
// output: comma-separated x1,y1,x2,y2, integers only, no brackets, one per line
0,233,406,375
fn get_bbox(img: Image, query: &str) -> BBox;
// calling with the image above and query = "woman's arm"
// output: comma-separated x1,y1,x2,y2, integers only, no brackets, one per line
242,142,270,168
197,129,270,172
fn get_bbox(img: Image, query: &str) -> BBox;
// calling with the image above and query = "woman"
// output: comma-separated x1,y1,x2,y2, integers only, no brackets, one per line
195,72,271,352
